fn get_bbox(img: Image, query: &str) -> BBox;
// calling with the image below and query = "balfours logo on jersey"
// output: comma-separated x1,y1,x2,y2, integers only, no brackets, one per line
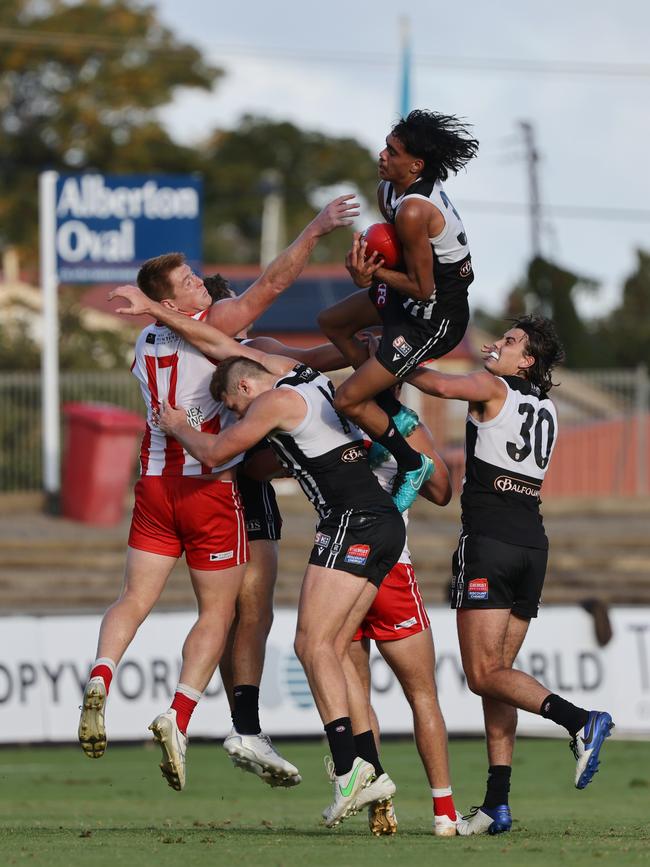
341,446,365,463
468,578,488,600
494,475,541,498
344,544,371,565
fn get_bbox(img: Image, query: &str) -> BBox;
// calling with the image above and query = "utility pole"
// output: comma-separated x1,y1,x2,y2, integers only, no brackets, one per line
399,16,411,117
519,120,542,261
259,169,285,267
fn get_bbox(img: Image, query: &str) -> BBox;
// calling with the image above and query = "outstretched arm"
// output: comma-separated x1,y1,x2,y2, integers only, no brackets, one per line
156,389,299,468
109,284,270,366
206,194,360,335
247,336,348,372
408,366,506,405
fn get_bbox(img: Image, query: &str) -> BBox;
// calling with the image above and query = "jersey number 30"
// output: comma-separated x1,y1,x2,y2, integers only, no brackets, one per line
506,403,555,469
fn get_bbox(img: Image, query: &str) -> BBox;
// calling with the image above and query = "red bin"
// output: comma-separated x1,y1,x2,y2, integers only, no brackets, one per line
61,402,144,526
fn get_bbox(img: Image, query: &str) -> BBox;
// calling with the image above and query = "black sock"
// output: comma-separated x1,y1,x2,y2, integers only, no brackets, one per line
375,389,402,418
540,693,589,736
353,730,384,777
325,717,357,776
232,684,261,735
376,419,420,471
483,765,511,808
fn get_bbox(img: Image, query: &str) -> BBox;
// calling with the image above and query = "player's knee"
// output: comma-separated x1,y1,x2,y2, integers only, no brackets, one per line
333,384,355,417
317,308,338,337
464,667,488,696
294,631,308,665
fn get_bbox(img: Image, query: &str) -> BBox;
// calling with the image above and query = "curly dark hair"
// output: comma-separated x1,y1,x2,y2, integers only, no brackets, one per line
391,110,479,182
203,273,235,303
511,314,565,393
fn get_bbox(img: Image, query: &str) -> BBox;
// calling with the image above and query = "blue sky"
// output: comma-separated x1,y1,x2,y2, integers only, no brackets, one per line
154,0,650,319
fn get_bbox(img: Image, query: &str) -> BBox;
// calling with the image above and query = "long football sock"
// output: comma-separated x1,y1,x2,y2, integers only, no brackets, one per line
232,684,261,735
88,657,116,694
432,786,456,821
354,729,385,777
540,693,590,736
170,683,202,734
375,419,420,471
375,390,402,418
325,717,357,777
483,765,511,808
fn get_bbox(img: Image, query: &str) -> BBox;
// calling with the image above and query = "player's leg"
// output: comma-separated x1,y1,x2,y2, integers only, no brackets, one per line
335,356,433,512
378,628,458,836
149,561,245,791
221,539,301,786
294,564,377,826
457,612,529,836
317,289,382,370
78,546,177,759
337,585,397,812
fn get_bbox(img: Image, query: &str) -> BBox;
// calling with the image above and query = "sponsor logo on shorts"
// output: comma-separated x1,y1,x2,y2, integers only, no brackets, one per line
332,543,342,555
210,550,234,561
299,366,315,379
314,531,331,555
394,616,417,630
341,446,365,463
185,406,205,429
246,519,261,533
467,577,489,600
375,283,388,307
344,543,371,565
460,260,473,277
392,335,412,357
494,475,541,498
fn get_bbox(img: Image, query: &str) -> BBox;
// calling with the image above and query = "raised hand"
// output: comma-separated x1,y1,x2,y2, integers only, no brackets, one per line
108,284,155,316
312,194,361,235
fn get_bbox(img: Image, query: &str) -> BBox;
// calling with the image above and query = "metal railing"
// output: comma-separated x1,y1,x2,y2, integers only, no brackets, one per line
0,366,647,495
0,371,143,492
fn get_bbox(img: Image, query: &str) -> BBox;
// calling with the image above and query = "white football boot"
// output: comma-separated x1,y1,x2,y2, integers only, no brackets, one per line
78,677,107,758
149,708,188,791
223,728,301,787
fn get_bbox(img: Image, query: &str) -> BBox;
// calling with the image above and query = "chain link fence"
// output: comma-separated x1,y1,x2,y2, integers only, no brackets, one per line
0,366,647,495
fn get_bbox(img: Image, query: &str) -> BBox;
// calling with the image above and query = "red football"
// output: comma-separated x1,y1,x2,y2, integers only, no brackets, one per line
360,222,402,269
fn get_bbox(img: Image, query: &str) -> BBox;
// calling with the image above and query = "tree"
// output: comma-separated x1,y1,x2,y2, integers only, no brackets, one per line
595,249,650,369
473,256,601,368
0,0,221,256
200,115,379,264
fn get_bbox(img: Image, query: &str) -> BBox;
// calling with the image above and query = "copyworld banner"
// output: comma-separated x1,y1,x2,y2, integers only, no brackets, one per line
50,173,202,283
0,607,648,743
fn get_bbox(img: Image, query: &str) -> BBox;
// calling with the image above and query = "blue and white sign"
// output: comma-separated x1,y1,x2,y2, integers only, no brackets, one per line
52,173,202,283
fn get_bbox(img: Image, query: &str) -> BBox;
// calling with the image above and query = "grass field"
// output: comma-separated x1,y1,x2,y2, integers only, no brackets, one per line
0,737,648,867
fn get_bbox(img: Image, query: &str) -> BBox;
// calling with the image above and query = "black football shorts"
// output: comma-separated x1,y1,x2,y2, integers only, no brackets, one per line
308,506,406,588
451,532,548,619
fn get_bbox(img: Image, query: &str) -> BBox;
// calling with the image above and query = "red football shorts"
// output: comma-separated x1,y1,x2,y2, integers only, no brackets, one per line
128,476,249,571
353,561,430,642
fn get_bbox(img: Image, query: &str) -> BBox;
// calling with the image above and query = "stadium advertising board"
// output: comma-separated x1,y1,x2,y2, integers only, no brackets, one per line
49,173,202,283
0,607,648,743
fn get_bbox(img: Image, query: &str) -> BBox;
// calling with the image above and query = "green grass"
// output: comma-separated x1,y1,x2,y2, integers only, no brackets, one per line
0,738,648,866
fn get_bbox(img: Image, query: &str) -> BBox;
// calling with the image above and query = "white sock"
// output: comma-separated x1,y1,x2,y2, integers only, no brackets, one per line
432,786,453,798
174,682,202,702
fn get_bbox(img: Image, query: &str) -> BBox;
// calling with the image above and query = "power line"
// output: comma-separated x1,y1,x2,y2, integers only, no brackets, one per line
457,200,650,223
0,28,649,81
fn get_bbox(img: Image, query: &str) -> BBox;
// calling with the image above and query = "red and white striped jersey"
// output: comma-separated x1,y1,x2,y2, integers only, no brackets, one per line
131,310,242,477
